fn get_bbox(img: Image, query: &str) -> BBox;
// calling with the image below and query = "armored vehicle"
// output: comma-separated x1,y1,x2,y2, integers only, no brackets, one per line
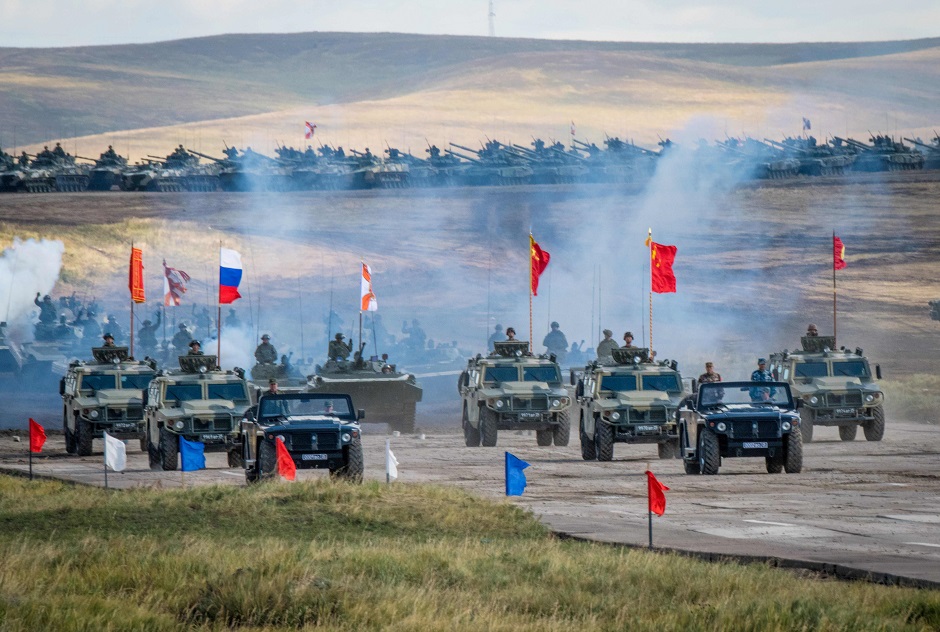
308,353,422,434
575,347,684,462
458,340,570,447
769,336,884,442
84,146,128,191
144,354,253,470
677,381,802,475
241,392,364,483
60,346,156,456
836,136,924,172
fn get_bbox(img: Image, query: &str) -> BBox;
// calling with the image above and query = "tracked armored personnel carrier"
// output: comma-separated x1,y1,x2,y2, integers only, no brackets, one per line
60,346,155,456
241,392,364,483
458,340,570,447
769,335,884,442
144,354,253,470
574,347,684,461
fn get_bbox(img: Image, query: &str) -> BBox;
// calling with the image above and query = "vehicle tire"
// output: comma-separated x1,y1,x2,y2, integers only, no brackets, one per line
159,427,179,471
579,411,596,461
595,419,614,462
698,429,720,475
77,418,94,457
227,448,244,468
799,407,815,443
784,427,803,474
553,410,570,446
536,429,553,446
147,440,160,470
480,407,498,447
335,438,364,483
838,424,858,441
864,406,885,442
63,409,77,455
680,428,700,474
139,436,148,453
657,440,678,460
765,452,784,474
258,438,278,480
463,404,481,447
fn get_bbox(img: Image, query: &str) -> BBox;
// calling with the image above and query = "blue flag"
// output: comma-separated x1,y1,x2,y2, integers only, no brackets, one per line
180,436,206,472
505,452,530,496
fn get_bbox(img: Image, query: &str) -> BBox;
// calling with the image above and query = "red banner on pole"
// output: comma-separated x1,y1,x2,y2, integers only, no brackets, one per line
646,470,669,516
29,418,46,453
530,234,550,296
650,242,677,294
129,247,145,303
833,235,847,270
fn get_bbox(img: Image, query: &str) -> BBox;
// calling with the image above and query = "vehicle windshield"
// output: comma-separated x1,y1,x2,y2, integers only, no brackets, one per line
699,382,791,407
642,374,681,392
165,383,202,403
484,366,519,383
832,360,869,378
523,366,560,383
259,396,352,420
794,361,828,379
208,382,250,403
599,374,637,392
120,373,154,390
79,374,117,392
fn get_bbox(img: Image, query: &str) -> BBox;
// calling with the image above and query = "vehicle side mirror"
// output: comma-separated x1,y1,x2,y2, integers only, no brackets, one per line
691,378,698,394
875,364,882,380
59,378,65,396
358,409,365,420
141,389,149,406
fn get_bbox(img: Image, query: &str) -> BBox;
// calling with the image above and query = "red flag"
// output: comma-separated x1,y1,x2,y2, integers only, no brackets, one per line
29,418,46,453
650,241,677,293
833,235,847,270
163,259,191,307
275,437,296,481
304,121,317,139
530,234,551,296
646,470,669,516
129,247,145,304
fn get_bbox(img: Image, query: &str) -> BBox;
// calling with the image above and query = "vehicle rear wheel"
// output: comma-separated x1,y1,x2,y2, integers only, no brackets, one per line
139,436,148,453
77,418,93,457
785,427,803,474
463,404,481,447
799,408,815,442
159,427,179,471
334,438,364,483
63,408,77,455
838,424,858,441
553,410,570,446
480,407,498,447
579,411,596,461
864,406,885,442
698,429,720,475
258,438,277,480
536,429,553,446
595,419,614,462
657,440,678,460
147,439,160,470
765,452,784,474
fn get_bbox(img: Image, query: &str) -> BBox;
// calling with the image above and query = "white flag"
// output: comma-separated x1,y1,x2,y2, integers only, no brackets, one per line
104,431,127,472
385,439,398,481
360,261,378,312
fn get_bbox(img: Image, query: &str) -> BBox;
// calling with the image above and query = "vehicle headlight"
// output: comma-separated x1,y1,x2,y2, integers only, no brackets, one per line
551,399,560,408
610,411,621,421
174,420,185,430
716,422,727,432
89,409,100,420
809,396,819,405
782,421,792,431
865,394,874,403
342,433,351,442
495,400,504,409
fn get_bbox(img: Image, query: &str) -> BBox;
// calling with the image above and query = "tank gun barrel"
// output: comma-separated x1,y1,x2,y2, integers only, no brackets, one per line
449,142,481,156
146,154,167,161
550,146,586,162
510,143,540,157
186,148,224,162
904,137,936,151
445,148,480,164
73,155,97,162
834,137,867,150
763,138,804,154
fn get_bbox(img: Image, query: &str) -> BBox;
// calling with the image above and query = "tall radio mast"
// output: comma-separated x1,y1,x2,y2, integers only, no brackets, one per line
488,0,496,37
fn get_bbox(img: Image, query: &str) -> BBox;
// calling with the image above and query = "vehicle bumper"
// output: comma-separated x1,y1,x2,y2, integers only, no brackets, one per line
613,424,677,444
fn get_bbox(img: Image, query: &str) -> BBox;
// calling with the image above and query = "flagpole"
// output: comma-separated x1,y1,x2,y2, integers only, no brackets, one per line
646,462,653,549
647,229,654,356
104,434,109,489
130,241,135,358
217,241,222,361
529,233,534,346
28,424,33,481
832,231,837,347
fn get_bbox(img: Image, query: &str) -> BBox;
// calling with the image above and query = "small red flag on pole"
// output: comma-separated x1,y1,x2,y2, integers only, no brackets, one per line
29,418,46,453
275,437,296,481
646,469,669,549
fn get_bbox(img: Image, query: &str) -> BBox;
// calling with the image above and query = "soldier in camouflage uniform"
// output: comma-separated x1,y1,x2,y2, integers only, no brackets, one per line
596,329,619,361
698,362,721,383
254,334,277,364
328,333,352,361
749,358,775,401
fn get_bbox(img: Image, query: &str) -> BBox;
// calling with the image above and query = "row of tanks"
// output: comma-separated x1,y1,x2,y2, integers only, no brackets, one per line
2,132,937,193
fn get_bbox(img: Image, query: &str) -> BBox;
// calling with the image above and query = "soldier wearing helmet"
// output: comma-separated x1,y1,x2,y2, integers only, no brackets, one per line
254,334,277,364
187,340,204,356
329,333,352,361
542,321,568,363
806,323,819,337
487,323,507,351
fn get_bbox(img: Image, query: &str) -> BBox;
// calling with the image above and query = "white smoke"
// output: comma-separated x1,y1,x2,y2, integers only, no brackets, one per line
0,238,65,331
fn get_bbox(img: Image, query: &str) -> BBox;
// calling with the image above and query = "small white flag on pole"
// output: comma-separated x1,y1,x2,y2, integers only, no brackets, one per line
104,431,127,472
385,439,398,482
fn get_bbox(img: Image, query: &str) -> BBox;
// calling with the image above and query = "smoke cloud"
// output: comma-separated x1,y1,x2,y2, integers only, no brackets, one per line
0,238,65,335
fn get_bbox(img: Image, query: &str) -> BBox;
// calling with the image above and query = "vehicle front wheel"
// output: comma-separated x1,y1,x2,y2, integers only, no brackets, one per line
698,429,720,475
765,452,784,474
159,427,179,471
864,406,885,442
463,404,481,447
258,438,278,480
838,424,858,441
536,429,553,446
579,411,596,461
784,427,803,474
553,410,570,446
77,418,94,457
595,419,614,462
63,409,77,455
334,438,364,483
657,440,678,460
227,448,244,468
480,407,498,447
800,408,815,442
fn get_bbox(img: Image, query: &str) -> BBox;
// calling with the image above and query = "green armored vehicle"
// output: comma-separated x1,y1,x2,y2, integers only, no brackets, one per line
60,346,156,456
769,335,884,442
241,392,365,484
144,354,253,470
458,340,571,447
575,347,684,461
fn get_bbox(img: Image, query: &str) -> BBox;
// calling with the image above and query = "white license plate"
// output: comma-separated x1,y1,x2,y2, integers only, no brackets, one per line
742,441,768,449
112,423,137,432
518,413,541,420
636,425,659,432
202,434,224,441
835,408,856,415
301,453,328,461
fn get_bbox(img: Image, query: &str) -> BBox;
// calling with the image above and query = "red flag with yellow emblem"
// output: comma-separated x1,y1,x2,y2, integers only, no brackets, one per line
129,246,145,303
649,240,677,294
530,234,551,296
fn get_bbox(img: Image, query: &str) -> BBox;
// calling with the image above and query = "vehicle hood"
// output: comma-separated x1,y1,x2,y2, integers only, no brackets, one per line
75,389,142,407
264,418,359,431
481,382,566,397
794,377,881,393
598,391,679,410
179,399,239,415
702,404,798,419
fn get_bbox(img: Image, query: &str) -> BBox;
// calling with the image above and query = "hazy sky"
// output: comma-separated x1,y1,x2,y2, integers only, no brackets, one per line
1,0,938,48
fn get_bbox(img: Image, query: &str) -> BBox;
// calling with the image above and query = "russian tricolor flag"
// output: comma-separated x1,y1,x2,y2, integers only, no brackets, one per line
219,247,243,304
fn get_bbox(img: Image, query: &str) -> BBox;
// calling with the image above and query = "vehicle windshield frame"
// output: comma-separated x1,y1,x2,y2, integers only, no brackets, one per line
483,365,519,384
697,381,793,408
79,373,117,393
523,365,561,383
831,359,869,378
120,372,155,390
641,373,681,392
794,360,828,379
258,393,356,422
164,383,203,403
599,373,637,392
207,381,251,404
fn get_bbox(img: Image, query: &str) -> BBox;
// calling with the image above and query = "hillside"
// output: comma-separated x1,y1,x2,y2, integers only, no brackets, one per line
2,32,940,157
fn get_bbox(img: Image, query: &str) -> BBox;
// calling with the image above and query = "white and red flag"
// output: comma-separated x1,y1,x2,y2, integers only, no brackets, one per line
163,259,191,307
304,121,317,139
360,261,377,312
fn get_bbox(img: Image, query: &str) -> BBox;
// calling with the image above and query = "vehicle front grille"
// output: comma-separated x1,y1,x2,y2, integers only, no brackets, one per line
106,406,143,421
192,417,234,432
825,392,863,406
727,419,780,440
627,409,668,423
289,430,340,451
511,397,549,411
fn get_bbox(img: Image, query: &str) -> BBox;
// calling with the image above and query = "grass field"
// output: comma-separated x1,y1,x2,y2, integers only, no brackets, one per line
0,475,938,631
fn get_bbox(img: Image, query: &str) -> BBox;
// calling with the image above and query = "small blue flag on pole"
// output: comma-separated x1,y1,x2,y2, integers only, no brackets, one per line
505,452,530,496
180,436,206,472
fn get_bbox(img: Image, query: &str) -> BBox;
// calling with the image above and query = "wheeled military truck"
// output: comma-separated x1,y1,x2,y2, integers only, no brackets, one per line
769,336,884,442
241,392,365,483
60,346,156,456
458,340,570,447
144,354,253,470
574,347,684,461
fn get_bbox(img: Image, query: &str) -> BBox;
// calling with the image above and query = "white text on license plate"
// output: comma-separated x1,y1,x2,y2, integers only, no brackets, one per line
302,453,328,461
636,425,659,432
202,434,223,440
742,441,768,449
835,408,856,415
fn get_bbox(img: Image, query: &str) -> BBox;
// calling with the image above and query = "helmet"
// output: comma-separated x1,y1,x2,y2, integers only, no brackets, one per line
335,333,345,340
261,334,270,341
551,321,559,328
189,340,201,348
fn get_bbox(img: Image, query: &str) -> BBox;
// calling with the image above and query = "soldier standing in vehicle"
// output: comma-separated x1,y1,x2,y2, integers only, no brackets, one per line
188,340,204,356
172,323,191,351
328,333,352,361
102,332,116,348
138,312,161,355
622,331,636,349
543,322,568,363
750,358,775,401
34,293,57,325
487,323,506,352
254,334,277,364
806,323,819,337
698,362,722,383
596,329,618,361
505,327,517,341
